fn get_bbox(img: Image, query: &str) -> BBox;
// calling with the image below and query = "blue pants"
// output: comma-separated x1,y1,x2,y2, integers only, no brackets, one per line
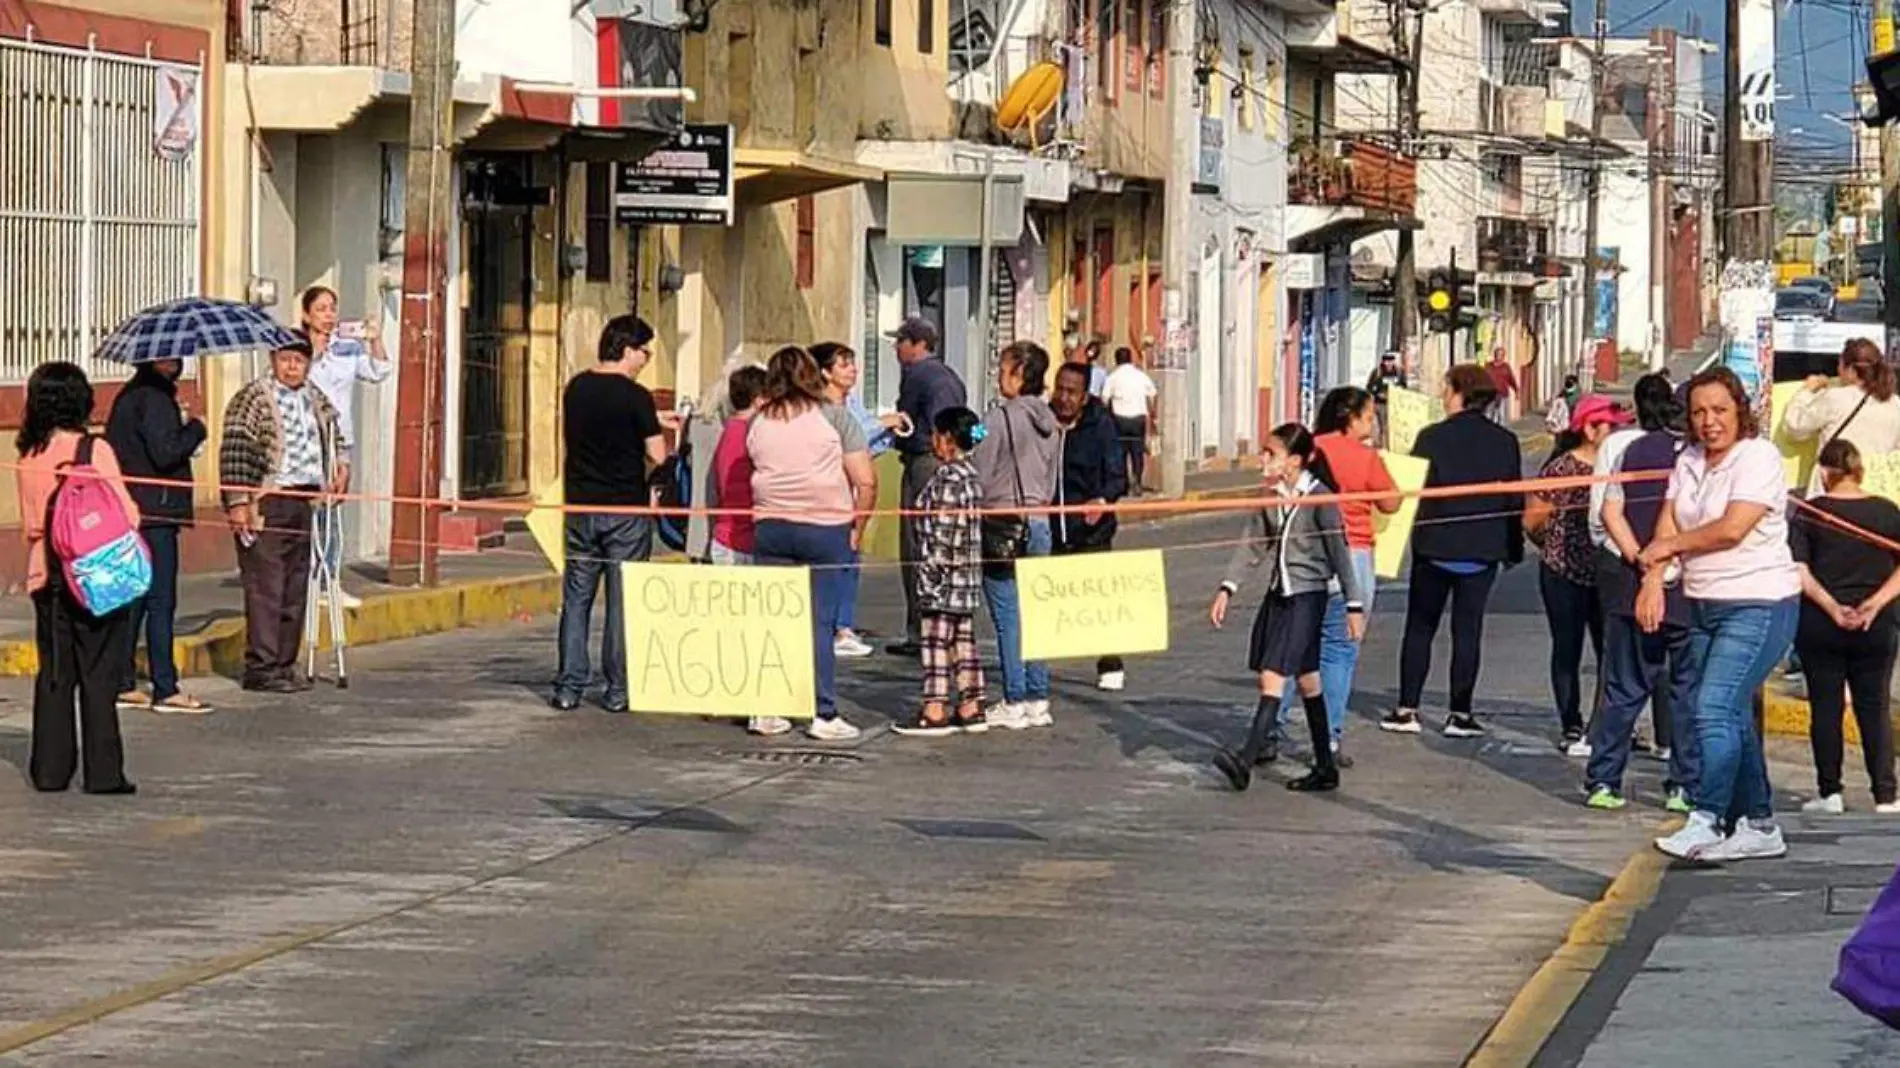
754,519,854,719
836,551,861,631
554,514,654,705
1585,613,1699,794
1684,598,1797,823
121,523,181,700
1281,548,1375,740
982,517,1052,703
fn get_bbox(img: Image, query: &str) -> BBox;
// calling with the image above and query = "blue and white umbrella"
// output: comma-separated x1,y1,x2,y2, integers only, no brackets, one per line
94,297,299,365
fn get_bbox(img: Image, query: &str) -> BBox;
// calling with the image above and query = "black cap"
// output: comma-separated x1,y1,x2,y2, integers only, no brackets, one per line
885,316,939,348
279,329,314,359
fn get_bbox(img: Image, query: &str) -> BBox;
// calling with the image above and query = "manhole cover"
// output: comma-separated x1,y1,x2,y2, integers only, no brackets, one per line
737,749,862,766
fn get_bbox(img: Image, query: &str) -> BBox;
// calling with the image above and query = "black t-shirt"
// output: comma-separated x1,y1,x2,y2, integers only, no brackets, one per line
1790,495,1900,613
563,371,663,506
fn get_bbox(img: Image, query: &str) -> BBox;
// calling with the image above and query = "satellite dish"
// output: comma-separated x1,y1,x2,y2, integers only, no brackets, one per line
995,61,1064,146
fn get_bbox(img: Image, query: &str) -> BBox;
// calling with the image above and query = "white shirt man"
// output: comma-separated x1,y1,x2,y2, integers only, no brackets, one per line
1102,361,1157,420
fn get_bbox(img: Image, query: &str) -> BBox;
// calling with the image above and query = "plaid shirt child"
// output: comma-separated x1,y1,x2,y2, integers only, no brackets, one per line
915,457,983,616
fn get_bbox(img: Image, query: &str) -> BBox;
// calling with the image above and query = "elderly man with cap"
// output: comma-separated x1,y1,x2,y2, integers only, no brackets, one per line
220,331,344,693
886,316,968,658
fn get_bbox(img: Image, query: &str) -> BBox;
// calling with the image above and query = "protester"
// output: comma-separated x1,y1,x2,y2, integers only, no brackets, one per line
17,362,141,794
709,366,768,566
1544,374,1581,436
221,333,343,693
1384,363,1524,738
299,286,391,610
104,358,208,715
894,406,990,738
973,341,1061,730
1278,386,1399,766
1486,348,1518,424
1365,351,1407,448
1049,361,1129,691
1585,374,1697,812
1102,346,1157,495
1209,422,1367,793
812,341,903,660
549,315,667,713
1643,366,1800,862
1790,439,1900,814
747,346,878,740
1527,395,1627,752
1782,337,1900,497
888,317,966,657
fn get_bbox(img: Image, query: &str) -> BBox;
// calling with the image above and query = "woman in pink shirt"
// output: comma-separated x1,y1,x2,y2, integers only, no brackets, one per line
15,362,141,795
1638,367,1799,863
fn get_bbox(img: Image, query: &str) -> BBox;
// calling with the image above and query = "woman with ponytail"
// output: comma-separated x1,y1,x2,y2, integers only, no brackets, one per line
1784,338,1900,497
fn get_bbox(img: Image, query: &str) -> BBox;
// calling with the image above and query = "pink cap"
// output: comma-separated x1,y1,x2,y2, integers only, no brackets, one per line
1569,394,1633,432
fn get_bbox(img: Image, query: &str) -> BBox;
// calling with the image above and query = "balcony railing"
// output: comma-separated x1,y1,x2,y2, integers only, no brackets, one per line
1289,136,1417,215
1477,216,1554,274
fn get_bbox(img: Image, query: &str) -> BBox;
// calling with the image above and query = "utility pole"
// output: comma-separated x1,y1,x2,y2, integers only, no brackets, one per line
1723,0,1775,265
1580,0,1609,381
1877,2,1900,352
1390,0,1425,373
1157,0,1197,500
391,0,454,586
1647,28,1671,370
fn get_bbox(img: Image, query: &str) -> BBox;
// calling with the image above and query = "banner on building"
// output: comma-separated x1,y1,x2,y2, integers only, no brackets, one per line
1593,247,1619,340
621,563,817,719
615,124,734,225
152,65,198,162
1738,0,1776,141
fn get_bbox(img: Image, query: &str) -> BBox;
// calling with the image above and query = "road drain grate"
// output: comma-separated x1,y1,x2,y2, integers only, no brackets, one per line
736,749,862,766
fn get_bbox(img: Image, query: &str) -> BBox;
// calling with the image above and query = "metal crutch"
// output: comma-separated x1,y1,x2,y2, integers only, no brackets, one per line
304,502,350,689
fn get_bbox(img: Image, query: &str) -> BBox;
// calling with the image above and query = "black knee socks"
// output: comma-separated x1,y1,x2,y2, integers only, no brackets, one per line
1239,694,1280,764
1304,692,1335,773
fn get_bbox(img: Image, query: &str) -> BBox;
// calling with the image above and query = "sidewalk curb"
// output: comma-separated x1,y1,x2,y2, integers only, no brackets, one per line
0,573,563,680
1463,832,1672,1068
1762,686,1870,745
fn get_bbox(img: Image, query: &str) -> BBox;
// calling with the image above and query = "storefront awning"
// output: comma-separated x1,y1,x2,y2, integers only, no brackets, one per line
735,149,884,206
234,65,494,134
1287,206,1420,252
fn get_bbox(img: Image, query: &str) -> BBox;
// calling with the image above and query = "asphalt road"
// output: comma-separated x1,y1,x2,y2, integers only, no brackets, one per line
0,517,1674,1067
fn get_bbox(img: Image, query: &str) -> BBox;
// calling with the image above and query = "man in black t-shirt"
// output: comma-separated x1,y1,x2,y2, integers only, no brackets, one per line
552,315,669,713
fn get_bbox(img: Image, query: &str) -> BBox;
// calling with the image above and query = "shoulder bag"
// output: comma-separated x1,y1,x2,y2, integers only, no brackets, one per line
980,407,1030,565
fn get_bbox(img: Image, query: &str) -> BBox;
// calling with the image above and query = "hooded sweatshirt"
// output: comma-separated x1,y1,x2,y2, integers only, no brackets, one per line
971,394,1059,508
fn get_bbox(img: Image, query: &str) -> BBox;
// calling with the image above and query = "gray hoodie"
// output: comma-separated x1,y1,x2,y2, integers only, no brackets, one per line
972,394,1060,508
1220,472,1366,607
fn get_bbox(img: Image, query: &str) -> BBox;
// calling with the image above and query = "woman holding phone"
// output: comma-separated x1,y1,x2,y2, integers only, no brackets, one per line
300,286,391,610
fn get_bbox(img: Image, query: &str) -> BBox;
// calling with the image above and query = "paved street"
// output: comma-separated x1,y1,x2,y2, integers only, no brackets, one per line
0,517,1681,1066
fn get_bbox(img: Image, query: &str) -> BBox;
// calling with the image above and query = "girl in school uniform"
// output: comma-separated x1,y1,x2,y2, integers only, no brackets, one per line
1210,423,1368,793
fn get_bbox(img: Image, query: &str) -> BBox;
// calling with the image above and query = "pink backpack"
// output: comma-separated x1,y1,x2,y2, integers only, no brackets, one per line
48,437,150,616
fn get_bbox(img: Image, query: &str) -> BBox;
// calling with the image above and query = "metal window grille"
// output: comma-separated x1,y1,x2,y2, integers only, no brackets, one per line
0,38,203,384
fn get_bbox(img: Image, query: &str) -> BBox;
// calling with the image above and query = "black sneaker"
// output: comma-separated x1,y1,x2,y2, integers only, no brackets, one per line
1443,714,1487,738
1379,709,1422,734
1212,747,1252,791
1286,768,1340,792
548,691,580,712
892,712,957,738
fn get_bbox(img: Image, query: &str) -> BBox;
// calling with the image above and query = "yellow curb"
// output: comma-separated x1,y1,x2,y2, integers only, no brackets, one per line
1464,836,1671,1068
1761,686,1880,745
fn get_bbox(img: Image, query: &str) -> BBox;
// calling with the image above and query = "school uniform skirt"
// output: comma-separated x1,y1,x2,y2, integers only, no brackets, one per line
1248,590,1329,676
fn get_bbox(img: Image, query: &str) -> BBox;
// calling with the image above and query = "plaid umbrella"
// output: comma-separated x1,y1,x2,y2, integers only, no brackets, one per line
94,297,299,365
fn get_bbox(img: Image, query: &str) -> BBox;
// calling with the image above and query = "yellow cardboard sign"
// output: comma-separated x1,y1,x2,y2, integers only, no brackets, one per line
1866,451,1900,505
1016,549,1170,661
621,562,816,718
528,477,565,572
1769,381,1818,489
1386,386,1434,456
1373,452,1431,579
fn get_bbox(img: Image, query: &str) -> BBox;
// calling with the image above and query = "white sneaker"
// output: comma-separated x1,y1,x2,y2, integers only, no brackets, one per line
1020,699,1053,728
1697,817,1787,862
833,633,874,658
1563,738,1593,758
1802,793,1845,814
747,716,793,736
988,702,1030,730
806,715,862,742
1877,801,1900,815
1097,670,1126,692
1655,810,1725,859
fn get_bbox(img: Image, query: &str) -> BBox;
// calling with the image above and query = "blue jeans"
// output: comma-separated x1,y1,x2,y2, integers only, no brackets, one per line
1281,547,1375,740
555,514,654,705
1684,597,1797,823
121,524,181,700
837,551,861,632
1585,613,1700,794
754,519,854,719
982,517,1053,703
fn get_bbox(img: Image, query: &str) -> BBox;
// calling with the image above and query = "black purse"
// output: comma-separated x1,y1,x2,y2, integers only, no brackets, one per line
980,408,1030,564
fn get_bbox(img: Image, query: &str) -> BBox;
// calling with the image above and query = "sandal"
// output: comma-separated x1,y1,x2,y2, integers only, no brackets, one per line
892,707,957,738
115,691,152,712
955,701,989,734
152,693,213,715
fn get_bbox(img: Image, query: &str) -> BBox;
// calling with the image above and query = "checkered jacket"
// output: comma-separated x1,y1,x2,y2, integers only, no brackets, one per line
915,458,984,616
219,376,341,508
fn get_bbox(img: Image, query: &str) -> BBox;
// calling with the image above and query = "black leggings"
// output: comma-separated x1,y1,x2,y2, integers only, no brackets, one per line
1796,608,1898,803
1539,565,1605,734
1399,562,1499,715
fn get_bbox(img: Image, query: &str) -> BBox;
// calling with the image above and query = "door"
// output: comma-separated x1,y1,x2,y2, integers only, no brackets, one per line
459,155,534,499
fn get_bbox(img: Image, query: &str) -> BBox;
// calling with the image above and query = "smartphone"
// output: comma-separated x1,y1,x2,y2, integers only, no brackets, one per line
336,320,367,341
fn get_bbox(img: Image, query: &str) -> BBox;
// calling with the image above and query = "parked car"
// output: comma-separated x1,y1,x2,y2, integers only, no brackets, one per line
1775,287,1832,321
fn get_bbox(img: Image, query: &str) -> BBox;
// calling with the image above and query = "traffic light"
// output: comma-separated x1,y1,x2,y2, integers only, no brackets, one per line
1452,266,1478,326
1425,268,1453,333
